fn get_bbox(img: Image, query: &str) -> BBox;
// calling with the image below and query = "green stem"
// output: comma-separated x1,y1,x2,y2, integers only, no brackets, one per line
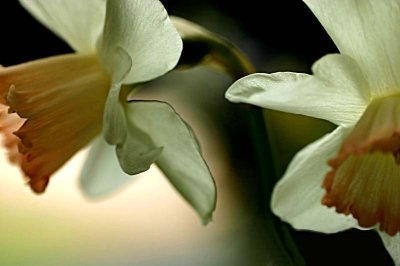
176,24,305,263
224,52,305,265
244,105,305,266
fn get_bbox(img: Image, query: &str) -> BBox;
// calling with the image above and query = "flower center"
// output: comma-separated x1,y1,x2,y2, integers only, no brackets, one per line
322,94,400,236
0,53,111,193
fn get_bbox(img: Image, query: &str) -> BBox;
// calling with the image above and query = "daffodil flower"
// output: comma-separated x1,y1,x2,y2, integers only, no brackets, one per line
226,0,400,262
0,0,216,223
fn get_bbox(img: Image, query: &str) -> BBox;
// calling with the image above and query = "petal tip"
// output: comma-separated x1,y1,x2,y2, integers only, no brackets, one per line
201,213,213,226
29,176,49,194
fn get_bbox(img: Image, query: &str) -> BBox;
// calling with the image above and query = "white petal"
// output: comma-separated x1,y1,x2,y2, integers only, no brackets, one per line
103,82,128,145
226,54,368,126
123,101,216,224
271,127,359,233
102,48,131,145
104,84,162,176
102,51,163,176
304,0,400,96
99,0,182,84
80,136,134,198
19,0,106,53
378,231,400,265
115,117,163,176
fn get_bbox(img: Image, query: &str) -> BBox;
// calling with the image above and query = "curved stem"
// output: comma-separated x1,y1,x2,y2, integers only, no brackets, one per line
244,104,305,266
174,19,305,263
227,53,305,265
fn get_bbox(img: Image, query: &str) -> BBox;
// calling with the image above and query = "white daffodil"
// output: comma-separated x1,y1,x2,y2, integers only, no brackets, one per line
0,0,216,223
226,0,400,262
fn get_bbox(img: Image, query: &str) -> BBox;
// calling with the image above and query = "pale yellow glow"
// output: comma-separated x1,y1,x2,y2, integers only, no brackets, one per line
0,68,246,265
0,128,243,264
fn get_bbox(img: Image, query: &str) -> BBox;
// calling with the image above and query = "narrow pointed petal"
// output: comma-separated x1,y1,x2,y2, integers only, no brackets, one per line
19,0,106,53
123,101,216,224
271,127,358,233
80,137,134,197
226,54,368,126
99,0,182,84
379,231,400,265
304,0,400,96
1,54,110,192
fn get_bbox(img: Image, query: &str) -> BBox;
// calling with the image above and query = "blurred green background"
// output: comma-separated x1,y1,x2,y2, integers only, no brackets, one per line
0,1,394,265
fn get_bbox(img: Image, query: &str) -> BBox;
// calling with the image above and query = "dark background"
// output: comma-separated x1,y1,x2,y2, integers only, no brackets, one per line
0,1,338,66
0,1,394,265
